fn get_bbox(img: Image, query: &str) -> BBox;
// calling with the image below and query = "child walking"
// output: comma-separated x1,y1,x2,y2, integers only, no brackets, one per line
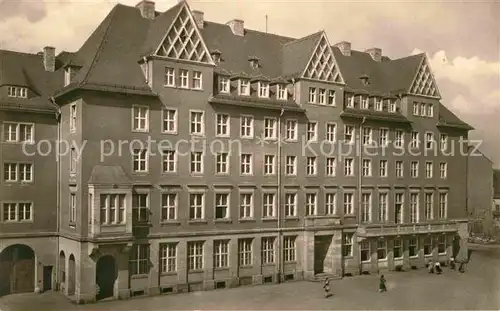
379,275,387,292
323,277,331,298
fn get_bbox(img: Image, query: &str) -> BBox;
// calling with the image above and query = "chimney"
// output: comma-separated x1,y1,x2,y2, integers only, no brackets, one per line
226,19,244,36
365,47,382,62
192,10,204,29
335,41,351,56
43,46,55,72
136,0,155,19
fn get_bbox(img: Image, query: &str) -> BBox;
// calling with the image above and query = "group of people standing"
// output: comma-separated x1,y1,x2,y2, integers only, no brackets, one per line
428,257,466,274
322,275,387,298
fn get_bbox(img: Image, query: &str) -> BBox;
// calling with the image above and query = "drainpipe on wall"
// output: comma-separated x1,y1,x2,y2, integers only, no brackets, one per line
277,107,285,284
50,96,61,289
358,116,366,275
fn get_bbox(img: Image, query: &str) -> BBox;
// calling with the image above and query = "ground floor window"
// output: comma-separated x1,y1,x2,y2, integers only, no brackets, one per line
283,236,296,262
409,237,418,257
377,239,387,260
159,243,176,273
214,240,229,268
188,241,204,271
238,238,252,266
437,235,446,254
342,233,353,257
261,237,275,264
424,236,432,255
393,238,402,258
360,240,370,262
129,244,149,275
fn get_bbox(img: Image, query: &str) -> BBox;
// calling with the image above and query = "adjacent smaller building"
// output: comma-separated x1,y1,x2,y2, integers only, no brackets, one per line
492,169,500,233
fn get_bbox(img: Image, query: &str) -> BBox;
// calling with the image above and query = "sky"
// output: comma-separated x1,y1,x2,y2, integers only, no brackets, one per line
0,0,499,166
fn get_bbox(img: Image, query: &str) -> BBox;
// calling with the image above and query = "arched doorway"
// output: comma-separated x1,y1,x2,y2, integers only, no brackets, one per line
0,244,35,296
58,251,66,291
96,255,116,300
68,255,76,296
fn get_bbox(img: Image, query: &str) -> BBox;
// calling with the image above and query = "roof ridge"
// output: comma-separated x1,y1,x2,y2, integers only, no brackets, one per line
80,5,119,85
0,49,41,57
282,30,323,47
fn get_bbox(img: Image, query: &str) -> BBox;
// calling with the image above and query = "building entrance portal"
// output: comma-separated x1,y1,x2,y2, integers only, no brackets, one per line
314,235,333,274
0,244,35,296
96,255,117,300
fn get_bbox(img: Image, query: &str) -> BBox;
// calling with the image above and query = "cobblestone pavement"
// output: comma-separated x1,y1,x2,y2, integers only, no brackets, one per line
1,247,499,311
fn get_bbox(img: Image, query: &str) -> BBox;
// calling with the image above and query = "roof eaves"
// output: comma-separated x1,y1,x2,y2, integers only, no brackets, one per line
209,94,305,112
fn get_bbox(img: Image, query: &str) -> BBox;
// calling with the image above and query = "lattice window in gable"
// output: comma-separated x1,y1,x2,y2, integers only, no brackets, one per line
409,59,440,98
156,6,211,64
303,35,343,83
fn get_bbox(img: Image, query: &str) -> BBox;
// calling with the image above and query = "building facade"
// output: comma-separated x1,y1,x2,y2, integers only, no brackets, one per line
0,0,471,303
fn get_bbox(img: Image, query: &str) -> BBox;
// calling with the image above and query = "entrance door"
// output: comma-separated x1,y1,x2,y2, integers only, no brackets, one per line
96,256,116,300
0,244,35,295
314,235,332,274
43,266,53,291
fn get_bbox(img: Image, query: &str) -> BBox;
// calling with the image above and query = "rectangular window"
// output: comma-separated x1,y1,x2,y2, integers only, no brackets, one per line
427,103,434,117
344,125,354,143
264,155,275,175
424,236,432,256
240,115,254,138
19,163,33,182
326,157,336,176
69,193,77,223
395,130,404,148
285,193,297,217
7,86,16,97
240,153,252,175
162,108,177,134
70,147,77,174
393,238,402,258
2,203,17,221
285,120,297,141
328,90,336,105
379,128,388,146
70,103,77,132
239,79,250,95
188,241,204,271
361,193,371,223
343,193,354,215
20,124,33,142
129,244,149,275
440,162,447,179
133,149,148,172
179,69,189,88
216,152,229,174
377,239,387,260
160,243,177,273
4,123,18,142
219,76,230,93
374,97,382,111
239,192,253,219
162,150,176,173
379,192,387,222
262,193,276,218
425,161,433,178
439,192,448,219
361,96,369,109
133,106,149,131
362,159,372,177
277,84,287,100
189,193,204,220
344,158,354,176
283,236,296,262
362,127,372,145
395,193,404,224
308,87,317,103
425,192,434,220
438,235,446,254
216,114,230,137
307,122,317,142
361,240,370,262
214,240,229,268
409,238,418,257
413,102,420,116
342,233,353,257
285,156,296,176
17,202,32,221
261,237,275,264
379,160,388,177
305,193,317,216
410,192,419,223
325,193,336,215
238,239,253,266
326,123,336,142
388,99,396,112
101,194,126,225
420,103,426,116
345,94,354,108
190,151,203,174
318,89,326,104
165,67,175,86
190,111,204,135
411,132,419,148
410,161,419,178
132,193,148,223
258,82,269,98
425,132,434,149
192,71,202,89
440,134,448,152
306,157,317,176
395,161,403,178
215,193,230,219
264,117,277,139
161,193,177,221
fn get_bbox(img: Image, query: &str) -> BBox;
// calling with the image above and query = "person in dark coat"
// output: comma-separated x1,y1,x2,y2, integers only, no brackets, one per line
379,275,387,292
449,257,456,270
323,277,331,298
428,260,434,273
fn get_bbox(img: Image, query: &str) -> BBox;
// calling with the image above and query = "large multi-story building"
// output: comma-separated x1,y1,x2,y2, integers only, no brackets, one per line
0,0,472,303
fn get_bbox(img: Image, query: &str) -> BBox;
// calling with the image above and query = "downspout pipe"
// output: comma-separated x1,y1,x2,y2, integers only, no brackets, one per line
358,116,366,275
277,107,285,283
50,96,61,289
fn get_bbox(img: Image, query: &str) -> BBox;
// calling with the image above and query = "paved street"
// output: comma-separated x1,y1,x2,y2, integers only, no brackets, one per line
1,246,499,311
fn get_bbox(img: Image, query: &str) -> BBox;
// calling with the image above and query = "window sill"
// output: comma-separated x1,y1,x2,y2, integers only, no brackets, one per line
160,220,181,226
188,220,208,224
239,265,253,269
262,263,276,267
101,223,126,227
161,171,178,175
410,255,419,259
133,222,152,227
285,217,299,221
394,256,403,260
262,218,277,222
215,173,230,176
130,274,148,279
189,134,205,138
215,135,230,139
239,218,256,223
161,131,178,135
214,219,232,224
188,269,204,274
131,129,149,134
284,261,297,264
344,215,356,218
214,267,229,271
160,272,177,276
377,258,388,262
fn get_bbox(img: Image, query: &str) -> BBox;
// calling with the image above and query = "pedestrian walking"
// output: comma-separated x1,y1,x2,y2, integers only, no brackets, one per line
458,260,466,273
435,262,442,274
323,277,331,298
449,257,456,270
428,260,434,273
379,275,387,292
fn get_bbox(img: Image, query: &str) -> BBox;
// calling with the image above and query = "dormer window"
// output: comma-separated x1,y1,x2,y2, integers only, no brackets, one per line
64,67,71,86
388,99,396,113
258,82,269,98
219,76,230,93
277,84,287,100
361,96,369,109
7,86,27,98
239,79,250,96
249,56,259,69
346,94,354,108
374,97,382,111
211,50,222,63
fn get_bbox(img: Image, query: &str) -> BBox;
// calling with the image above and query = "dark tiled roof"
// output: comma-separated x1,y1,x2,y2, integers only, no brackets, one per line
281,31,323,78
437,104,474,130
494,169,500,199
88,165,131,185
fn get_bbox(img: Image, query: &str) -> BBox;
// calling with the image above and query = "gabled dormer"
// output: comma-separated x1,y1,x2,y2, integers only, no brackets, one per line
250,75,270,99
